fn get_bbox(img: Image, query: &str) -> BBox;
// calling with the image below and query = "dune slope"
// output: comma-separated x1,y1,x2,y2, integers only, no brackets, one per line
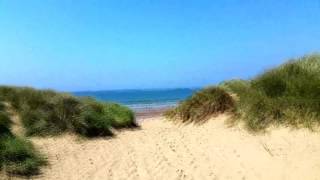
9,115,320,180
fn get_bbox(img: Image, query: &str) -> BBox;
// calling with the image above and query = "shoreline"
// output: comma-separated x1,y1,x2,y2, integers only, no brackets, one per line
134,107,171,121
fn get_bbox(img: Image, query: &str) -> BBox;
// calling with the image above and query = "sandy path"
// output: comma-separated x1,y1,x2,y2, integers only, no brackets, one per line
20,115,320,180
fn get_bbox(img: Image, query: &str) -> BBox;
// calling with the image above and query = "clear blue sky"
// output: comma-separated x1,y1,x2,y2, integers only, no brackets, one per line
0,0,320,91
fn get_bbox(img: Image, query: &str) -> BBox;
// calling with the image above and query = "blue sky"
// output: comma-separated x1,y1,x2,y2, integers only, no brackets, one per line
0,0,320,91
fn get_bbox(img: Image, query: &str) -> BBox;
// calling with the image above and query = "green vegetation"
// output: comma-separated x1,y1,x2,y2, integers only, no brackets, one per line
0,109,12,137
73,98,113,137
167,54,320,131
0,102,46,176
20,93,82,136
0,136,46,176
165,87,235,123
218,79,250,95
0,102,5,111
0,86,137,137
74,99,137,136
0,86,136,176
105,103,137,128
223,54,320,131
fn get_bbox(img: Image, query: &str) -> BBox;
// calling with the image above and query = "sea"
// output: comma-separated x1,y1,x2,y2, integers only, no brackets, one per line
73,88,197,112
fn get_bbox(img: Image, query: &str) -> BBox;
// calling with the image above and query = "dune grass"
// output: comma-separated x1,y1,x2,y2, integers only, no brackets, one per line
74,99,137,136
0,136,46,176
0,109,12,137
73,98,114,137
0,102,5,111
19,93,83,136
220,54,320,131
0,86,137,137
104,103,137,128
0,87,136,176
167,54,320,131
165,87,235,123
0,105,46,176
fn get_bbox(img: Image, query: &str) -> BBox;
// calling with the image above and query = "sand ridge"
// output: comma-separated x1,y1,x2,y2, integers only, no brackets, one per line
17,115,320,180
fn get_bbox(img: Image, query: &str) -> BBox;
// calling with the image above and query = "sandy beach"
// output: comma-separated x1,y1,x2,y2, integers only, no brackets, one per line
4,115,319,180
1,1,320,179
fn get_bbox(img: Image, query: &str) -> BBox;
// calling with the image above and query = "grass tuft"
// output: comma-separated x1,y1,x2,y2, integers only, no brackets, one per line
104,103,137,128
0,136,46,176
221,54,320,131
73,98,113,137
167,54,320,132
0,110,12,137
0,109,46,176
0,86,137,137
20,93,82,136
165,87,235,123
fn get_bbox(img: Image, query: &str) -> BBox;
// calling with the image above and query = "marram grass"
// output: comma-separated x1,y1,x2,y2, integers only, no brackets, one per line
167,54,320,131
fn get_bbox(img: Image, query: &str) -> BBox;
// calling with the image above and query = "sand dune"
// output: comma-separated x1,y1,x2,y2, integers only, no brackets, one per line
9,115,320,180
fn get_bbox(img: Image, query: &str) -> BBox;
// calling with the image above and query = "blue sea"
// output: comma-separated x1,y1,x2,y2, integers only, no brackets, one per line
73,88,197,111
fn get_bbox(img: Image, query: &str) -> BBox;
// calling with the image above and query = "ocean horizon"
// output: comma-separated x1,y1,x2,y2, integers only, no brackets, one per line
73,88,198,111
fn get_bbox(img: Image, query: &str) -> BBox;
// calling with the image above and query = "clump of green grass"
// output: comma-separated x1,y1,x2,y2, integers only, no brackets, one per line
104,103,137,128
167,54,320,131
0,86,137,137
20,93,82,136
0,76,137,178
221,54,320,131
0,136,46,176
0,87,19,109
218,79,250,95
0,102,5,111
165,87,235,123
73,98,113,137
0,108,46,176
0,111,12,137
74,99,137,136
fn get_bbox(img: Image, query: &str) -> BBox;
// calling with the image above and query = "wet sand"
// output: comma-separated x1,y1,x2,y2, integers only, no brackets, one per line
134,107,171,121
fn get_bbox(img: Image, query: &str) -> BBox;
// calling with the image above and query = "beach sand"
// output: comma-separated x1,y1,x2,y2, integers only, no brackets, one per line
3,115,317,180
